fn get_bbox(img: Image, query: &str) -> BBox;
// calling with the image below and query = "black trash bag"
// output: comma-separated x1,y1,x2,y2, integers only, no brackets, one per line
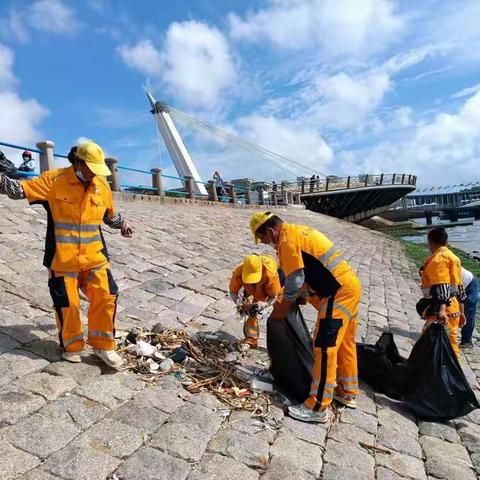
267,306,314,403
403,322,479,421
357,332,413,399
0,150,20,179
358,323,479,421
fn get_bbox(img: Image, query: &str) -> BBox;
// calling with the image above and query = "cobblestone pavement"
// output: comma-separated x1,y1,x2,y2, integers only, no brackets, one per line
0,196,479,480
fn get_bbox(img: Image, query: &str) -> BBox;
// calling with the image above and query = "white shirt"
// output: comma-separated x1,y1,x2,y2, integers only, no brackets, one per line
461,267,474,289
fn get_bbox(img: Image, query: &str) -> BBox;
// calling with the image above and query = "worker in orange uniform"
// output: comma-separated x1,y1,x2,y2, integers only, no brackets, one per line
418,226,466,358
250,212,362,423
0,141,133,368
229,254,282,349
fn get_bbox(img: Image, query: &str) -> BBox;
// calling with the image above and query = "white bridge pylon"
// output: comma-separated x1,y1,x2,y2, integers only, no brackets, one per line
146,92,208,196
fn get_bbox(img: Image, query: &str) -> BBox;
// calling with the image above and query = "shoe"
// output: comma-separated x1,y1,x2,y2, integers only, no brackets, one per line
93,348,124,368
62,351,82,363
333,391,357,409
288,404,332,423
460,341,475,350
240,338,258,351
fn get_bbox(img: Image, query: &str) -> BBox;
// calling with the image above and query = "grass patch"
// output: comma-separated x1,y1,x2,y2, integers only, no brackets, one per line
399,238,480,277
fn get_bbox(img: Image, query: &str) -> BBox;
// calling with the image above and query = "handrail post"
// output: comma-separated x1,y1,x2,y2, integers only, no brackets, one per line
407,174,411,185
379,173,384,185
208,180,218,202
230,184,236,204
282,190,288,205
392,173,396,185
246,189,253,205
36,140,55,173
301,179,305,194
325,177,330,191
401,173,405,184
364,174,369,187
185,175,195,199
151,168,164,196
258,189,265,205
105,157,120,192
346,176,351,189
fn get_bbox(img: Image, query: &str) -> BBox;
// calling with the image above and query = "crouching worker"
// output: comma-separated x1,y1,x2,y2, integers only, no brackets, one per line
229,254,282,350
250,212,362,423
418,227,466,359
0,141,133,368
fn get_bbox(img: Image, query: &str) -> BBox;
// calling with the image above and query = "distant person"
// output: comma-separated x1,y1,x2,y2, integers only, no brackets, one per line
309,175,315,192
18,150,35,173
460,266,478,349
316,175,320,190
272,181,277,192
417,227,466,358
213,171,224,198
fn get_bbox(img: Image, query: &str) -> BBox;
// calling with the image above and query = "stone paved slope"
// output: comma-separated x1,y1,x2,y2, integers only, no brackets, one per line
0,196,479,480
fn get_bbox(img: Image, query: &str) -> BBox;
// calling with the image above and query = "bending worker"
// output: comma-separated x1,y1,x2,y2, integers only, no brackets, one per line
0,141,132,368
229,254,282,349
250,212,361,423
418,227,465,358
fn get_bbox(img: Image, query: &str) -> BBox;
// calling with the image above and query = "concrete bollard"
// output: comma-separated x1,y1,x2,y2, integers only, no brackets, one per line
185,175,195,199
246,189,253,205
36,140,55,173
151,168,164,196
258,189,265,206
105,157,120,192
229,184,236,204
208,180,218,202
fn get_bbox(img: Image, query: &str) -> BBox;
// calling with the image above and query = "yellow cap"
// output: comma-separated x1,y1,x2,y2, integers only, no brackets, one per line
242,254,263,284
250,211,273,244
76,141,111,176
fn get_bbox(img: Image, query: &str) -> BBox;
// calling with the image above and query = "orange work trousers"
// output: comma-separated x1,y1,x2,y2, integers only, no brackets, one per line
305,272,362,411
243,315,259,346
48,264,119,352
423,314,460,359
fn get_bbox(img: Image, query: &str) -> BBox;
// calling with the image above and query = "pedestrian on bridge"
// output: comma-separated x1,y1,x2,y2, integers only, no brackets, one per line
418,227,466,358
460,266,478,349
0,141,133,368
229,254,282,350
250,212,362,423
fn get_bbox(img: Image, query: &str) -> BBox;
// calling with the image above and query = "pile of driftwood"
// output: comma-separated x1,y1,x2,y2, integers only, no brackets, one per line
117,327,271,417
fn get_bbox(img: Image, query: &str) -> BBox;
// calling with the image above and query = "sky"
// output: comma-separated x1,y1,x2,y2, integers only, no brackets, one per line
1,0,480,189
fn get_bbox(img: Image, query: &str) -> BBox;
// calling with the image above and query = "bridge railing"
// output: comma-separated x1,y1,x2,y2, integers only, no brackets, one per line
0,140,416,206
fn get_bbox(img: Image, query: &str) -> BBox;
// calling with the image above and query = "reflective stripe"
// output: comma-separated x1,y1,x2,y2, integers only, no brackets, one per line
86,263,107,283
311,380,335,389
309,389,334,398
55,222,100,232
63,272,78,279
56,235,102,244
325,254,344,270
245,328,259,335
63,333,84,347
337,375,358,383
319,302,355,321
318,245,335,263
89,330,114,339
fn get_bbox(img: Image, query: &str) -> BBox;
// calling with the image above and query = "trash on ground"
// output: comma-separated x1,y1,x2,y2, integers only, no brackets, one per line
117,327,271,417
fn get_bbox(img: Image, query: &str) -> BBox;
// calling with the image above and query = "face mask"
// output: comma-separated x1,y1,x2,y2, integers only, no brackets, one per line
76,167,87,182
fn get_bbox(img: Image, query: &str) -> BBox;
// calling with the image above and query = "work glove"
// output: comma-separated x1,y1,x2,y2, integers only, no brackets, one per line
121,222,134,238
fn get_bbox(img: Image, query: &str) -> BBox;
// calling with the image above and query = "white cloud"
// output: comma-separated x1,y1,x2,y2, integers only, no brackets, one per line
0,43,48,165
337,91,480,184
0,9,29,43
118,21,236,109
117,40,163,77
452,83,480,99
228,0,405,58
27,0,78,34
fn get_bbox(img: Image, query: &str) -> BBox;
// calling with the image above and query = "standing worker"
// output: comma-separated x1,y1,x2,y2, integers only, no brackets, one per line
18,150,35,173
460,266,478,349
250,212,362,423
418,227,466,358
229,254,282,350
0,141,133,368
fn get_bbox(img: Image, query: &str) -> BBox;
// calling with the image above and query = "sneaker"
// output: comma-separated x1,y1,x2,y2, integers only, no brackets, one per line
93,348,124,368
460,341,475,350
288,404,332,423
62,351,82,363
333,391,357,409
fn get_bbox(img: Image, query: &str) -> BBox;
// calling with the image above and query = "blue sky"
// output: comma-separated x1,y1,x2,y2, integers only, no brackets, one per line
1,0,480,188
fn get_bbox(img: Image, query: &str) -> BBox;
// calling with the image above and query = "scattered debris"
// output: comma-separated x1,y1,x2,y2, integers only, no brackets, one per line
117,328,271,417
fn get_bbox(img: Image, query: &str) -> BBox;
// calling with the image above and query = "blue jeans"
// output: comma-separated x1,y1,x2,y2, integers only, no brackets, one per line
461,276,479,343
